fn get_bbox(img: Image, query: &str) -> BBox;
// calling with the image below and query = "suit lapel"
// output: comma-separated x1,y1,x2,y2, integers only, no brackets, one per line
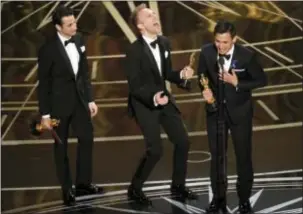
228,44,239,72
158,37,167,79
56,35,76,78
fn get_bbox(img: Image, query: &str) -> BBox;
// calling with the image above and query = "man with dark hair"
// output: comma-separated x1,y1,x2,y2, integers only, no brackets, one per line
37,5,103,206
125,3,197,205
197,20,267,214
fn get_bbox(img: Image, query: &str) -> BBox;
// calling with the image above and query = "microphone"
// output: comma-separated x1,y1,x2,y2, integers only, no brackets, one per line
218,56,225,72
218,56,225,84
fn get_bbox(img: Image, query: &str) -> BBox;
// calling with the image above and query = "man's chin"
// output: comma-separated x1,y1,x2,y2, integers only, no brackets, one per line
154,27,161,34
218,51,227,55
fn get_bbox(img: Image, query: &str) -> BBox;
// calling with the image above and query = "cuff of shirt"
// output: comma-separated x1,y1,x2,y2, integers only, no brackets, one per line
42,114,50,118
180,70,185,79
153,94,158,107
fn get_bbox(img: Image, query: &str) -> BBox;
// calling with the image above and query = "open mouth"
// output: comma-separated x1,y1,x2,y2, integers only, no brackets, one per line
153,22,160,27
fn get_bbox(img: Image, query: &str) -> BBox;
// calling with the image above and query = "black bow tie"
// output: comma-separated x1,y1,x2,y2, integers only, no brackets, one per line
219,54,231,60
150,39,159,49
64,38,75,46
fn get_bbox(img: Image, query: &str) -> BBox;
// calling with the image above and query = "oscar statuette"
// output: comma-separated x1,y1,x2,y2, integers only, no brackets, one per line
178,52,196,90
200,74,217,112
30,118,63,144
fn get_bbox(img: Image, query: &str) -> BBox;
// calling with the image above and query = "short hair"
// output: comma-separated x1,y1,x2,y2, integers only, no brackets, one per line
52,5,74,26
214,20,236,38
129,3,147,35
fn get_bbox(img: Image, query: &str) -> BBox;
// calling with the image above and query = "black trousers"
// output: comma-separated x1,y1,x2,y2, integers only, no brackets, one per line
206,107,253,203
131,103,190,189
52,99,94,192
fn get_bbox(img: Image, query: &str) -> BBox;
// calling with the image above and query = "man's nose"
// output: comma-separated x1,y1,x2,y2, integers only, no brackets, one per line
218,44,224,50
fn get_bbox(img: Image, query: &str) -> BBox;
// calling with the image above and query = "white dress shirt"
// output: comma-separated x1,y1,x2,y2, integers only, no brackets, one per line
57,32,80,75
217,44,234,72
217,44,238,91
142,35,165,106
142,35,162,76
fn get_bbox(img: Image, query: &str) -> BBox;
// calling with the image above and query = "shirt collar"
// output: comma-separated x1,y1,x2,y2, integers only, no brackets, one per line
226,44,235,56
142,35,158,46
216,44,235,60
57,32,72,46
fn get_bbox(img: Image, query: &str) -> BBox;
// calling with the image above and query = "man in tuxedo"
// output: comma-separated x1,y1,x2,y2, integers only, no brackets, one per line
124,4,197,205
37,5,103,206
197,21,267,214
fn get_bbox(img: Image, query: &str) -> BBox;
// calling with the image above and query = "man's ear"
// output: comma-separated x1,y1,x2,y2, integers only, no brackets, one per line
137,23,144,32
55,24,61,32
232,35,237,44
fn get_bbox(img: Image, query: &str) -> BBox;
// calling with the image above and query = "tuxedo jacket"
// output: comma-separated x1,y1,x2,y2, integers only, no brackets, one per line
197,43,267,124
37,33,92,117
125,35,187,118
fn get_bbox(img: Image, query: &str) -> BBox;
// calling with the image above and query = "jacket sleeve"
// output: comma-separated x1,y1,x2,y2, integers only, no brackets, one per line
80,35,93,102
37,44,53,116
